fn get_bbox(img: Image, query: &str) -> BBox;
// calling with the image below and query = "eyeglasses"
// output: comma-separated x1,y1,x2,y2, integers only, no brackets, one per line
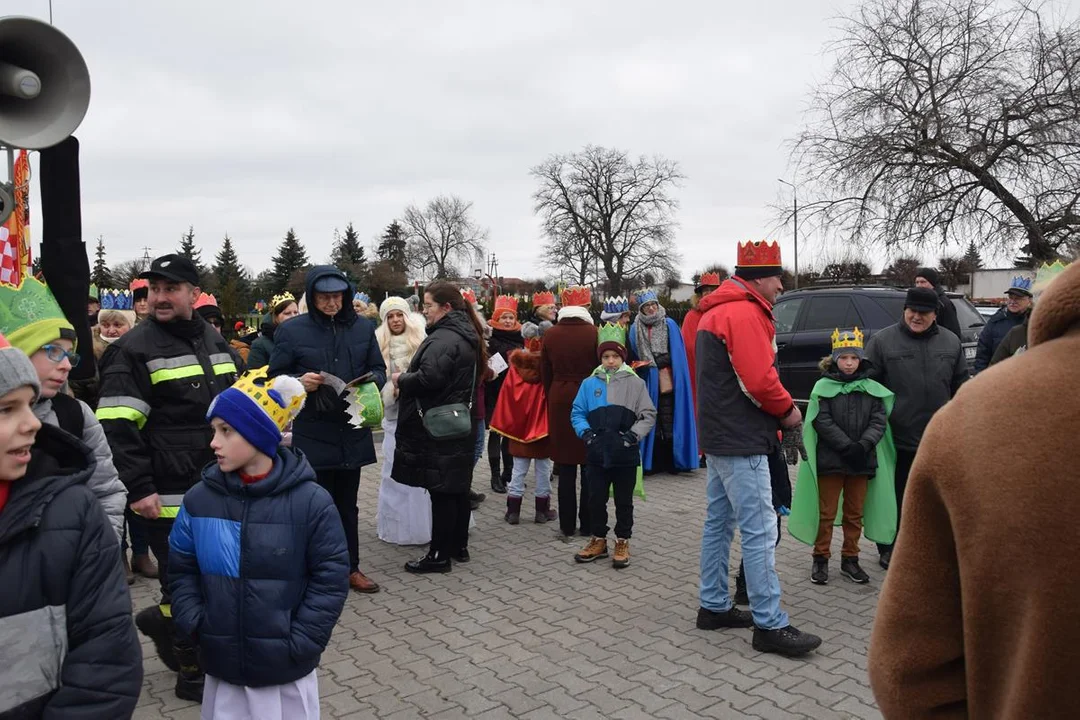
40,344,81,368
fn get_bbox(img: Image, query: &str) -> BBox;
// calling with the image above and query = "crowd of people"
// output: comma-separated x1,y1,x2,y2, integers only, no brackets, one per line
0,240,1072,718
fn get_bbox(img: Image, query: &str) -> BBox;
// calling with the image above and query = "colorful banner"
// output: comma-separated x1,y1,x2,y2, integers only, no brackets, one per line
0,150,31,286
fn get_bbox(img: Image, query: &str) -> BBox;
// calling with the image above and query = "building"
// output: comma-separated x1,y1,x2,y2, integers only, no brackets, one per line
969,268,1034,301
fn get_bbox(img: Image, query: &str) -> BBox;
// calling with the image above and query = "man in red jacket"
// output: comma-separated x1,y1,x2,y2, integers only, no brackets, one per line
693,241,822,658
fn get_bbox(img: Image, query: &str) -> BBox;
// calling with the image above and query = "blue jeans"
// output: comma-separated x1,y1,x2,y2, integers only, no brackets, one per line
699,454,789,630
508,457,553,498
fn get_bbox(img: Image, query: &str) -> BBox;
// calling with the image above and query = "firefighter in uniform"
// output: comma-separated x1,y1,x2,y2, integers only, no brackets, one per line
97,254,241,701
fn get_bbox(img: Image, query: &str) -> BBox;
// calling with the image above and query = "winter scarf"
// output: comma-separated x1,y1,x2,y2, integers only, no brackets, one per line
488,314,521,332
634,304,669,368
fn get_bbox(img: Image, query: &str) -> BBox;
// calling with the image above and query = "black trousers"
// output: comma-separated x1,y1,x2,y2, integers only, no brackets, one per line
557,464,590,536
430,491,471,555
316,468,362,573
141,516,175,605
587,465,636,539
487,430,513,480
877,448,918,555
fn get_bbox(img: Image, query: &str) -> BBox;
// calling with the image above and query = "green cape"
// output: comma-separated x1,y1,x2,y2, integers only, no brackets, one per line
788,376,898,546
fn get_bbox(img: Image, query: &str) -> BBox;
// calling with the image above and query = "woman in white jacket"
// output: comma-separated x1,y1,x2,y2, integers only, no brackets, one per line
375,296,431,545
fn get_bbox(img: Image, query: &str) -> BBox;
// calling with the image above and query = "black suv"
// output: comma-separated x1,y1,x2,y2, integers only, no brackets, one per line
772,286,984,404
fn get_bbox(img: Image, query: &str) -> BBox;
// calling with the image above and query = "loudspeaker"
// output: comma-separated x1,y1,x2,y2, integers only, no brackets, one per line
0,16,90,149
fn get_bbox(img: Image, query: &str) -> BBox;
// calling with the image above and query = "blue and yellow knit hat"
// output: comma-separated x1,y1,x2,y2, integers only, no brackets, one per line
207,368,306,458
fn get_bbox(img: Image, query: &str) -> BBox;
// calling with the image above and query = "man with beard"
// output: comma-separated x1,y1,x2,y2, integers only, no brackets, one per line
97,254,242,702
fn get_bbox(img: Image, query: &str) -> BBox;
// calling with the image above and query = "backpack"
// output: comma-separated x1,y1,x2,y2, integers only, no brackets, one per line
51,392,86,439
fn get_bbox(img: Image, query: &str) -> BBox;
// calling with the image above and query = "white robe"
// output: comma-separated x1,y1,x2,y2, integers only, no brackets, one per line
202,669,319,720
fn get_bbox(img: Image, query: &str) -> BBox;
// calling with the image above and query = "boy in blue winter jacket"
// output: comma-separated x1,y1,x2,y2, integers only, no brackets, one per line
571,323,656,568
168,370,348,719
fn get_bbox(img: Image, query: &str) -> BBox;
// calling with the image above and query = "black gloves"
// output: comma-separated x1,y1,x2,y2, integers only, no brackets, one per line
582,430,597,446
840,443,871,471
620,431,637,447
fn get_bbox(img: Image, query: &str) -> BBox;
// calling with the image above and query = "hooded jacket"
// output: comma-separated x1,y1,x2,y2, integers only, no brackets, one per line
168,448,348,688
571,364,657,468
392,309,480,494
868,254,1080,719
0,425,142,719
97,312,242,506
268,266,387,471
863,321,968,451
973,305,1030,373
34,394,126,540
695,278,795,456
246,316,277,370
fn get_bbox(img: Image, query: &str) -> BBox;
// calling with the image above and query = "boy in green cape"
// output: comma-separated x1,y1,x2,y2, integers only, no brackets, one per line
788,327,897,585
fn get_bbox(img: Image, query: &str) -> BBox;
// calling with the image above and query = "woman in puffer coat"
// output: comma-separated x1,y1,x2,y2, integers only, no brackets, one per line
392,281,486,574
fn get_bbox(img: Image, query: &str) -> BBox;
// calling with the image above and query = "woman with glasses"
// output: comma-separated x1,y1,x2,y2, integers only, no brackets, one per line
0,277,127,541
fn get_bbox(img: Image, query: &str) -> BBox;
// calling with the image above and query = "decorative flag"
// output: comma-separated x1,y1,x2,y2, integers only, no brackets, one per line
1,150,31,286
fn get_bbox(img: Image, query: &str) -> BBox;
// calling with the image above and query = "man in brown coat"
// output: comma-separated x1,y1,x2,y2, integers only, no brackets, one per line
540,287,597,539
868,259,1080,718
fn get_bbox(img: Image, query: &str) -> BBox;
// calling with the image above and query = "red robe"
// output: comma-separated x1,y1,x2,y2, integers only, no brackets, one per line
489,347,550,459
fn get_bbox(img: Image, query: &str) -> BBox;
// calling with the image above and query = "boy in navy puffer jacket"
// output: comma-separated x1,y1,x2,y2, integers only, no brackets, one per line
169,370,348,719
570,323,656,569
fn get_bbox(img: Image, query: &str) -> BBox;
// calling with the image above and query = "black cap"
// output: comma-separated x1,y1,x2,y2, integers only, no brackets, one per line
139,254,200,285
915,267,940,287
904,287,939,313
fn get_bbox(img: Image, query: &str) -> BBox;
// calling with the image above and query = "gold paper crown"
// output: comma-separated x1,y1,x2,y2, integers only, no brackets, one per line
231,367,305,431
831,327,864,351
271,291,295,309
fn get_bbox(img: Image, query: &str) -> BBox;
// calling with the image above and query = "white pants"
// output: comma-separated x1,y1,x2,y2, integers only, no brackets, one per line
508,457,553,499
377,417,432,545
201,669,319,720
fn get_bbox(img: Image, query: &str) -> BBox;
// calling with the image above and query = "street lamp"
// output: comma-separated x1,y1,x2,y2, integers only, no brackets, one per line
778,179,799,289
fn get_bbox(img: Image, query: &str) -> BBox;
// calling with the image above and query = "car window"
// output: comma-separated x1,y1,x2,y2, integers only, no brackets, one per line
951,297,986,329
773,298,803,334
868,296,906,323
800,296,862,331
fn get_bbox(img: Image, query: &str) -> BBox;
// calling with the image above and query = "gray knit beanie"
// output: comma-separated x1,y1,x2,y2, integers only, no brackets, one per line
0,338,41,401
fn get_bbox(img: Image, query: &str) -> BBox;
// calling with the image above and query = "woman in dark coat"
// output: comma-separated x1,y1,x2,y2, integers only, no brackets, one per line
392,281,487,573
485,296,524,493
268,266,386,593
540,286,598,539
248,293,300,369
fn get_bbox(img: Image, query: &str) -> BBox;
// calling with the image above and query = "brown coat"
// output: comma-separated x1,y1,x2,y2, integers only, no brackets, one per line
507,348,550,459
540,317,597,465
868,260,1080,719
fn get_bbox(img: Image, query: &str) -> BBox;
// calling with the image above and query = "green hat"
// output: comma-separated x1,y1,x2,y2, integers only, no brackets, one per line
597,322,628,361
0,277,77,357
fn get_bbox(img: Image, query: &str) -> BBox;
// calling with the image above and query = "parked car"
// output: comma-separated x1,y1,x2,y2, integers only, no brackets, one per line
975,304,1000,319
772,286,983,404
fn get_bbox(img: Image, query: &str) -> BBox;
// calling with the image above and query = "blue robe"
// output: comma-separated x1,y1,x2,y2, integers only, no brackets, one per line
628,316,699,472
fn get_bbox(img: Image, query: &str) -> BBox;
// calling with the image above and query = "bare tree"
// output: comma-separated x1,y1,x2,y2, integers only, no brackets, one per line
790,0,1080,263
532,145,684,295
111,260,145,288
401,195,488,279
882,256,924,287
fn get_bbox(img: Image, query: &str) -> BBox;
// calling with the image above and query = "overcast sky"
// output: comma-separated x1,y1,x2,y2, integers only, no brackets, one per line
14,0,874,282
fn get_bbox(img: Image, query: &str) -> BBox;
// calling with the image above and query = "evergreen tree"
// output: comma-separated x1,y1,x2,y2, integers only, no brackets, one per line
962,241,983,270
91,235,114,288
176,225,209,282
331,222,367,267
211,235,251,321
376,221,408,273
270,228,310,292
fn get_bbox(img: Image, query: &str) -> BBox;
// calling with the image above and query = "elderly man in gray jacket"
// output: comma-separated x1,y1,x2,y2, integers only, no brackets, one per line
864,286,968,570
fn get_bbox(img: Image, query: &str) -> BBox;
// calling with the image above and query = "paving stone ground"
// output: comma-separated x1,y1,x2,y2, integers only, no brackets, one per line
132,442,884,719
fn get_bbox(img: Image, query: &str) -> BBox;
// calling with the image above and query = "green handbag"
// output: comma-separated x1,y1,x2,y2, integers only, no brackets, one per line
417,357,476,440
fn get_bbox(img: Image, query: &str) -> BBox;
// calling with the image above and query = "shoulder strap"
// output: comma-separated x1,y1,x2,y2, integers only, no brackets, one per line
51,393,86,438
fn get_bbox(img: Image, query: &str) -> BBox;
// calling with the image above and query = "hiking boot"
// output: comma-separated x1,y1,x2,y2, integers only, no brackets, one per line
349,570,380,593
574,537,609,563
405,551,452,574
451,548,470,563
135,605,179,671
696,606,754,630
734,564,749,606
535,496,557,524
173,643,204,702
469,490,486,510
752,625,823,657
811,557,829,585
131,553,159,579
123,553,134,585
612,538,630,568
879,549,892,570
505,496,522,525
841,557,870,584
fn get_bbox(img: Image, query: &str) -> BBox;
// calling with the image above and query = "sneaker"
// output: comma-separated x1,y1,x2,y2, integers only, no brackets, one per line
405,552,452,574
879,549,892,570
612,538,630,568
811,557,829,585
574,537,608,563
752,625,823,657
696,606,754,630
135,606,179,671
841,557,870,584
